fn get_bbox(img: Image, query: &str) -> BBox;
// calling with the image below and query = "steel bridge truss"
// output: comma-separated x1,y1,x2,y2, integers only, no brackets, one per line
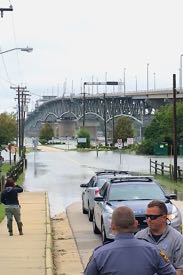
25,93,163,136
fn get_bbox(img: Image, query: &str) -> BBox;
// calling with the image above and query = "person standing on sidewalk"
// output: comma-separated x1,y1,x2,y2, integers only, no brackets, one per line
136,200,183,275
0,177,23,236
84,206,176,275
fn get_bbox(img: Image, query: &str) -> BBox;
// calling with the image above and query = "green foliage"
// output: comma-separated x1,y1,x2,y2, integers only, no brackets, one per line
114,116,134,145
0,112,16,145
136,139,154,155
39,123,54,142
39,139,47,145
0,204,5,222
77,127,90,148
141,102,183,154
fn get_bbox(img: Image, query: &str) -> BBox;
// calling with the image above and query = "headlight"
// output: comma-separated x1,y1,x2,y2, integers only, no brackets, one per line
167,205,178,221
167,213,177,220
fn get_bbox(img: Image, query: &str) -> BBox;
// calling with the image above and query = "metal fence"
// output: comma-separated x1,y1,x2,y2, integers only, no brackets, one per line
150,158,183,180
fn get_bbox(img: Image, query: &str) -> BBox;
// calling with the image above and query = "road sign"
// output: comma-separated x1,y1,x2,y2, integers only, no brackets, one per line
117,139,122,149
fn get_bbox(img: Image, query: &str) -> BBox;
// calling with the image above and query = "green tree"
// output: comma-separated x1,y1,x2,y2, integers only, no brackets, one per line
138,102,183,154
0,112,16,145
114,116,134,146
77,127,90,148
39,123,54,143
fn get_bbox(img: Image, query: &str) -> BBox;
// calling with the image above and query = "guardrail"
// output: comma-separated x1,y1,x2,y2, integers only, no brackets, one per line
150,158,183,180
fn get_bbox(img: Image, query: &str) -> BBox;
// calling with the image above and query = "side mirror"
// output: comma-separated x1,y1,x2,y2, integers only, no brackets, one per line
165,194,177,200
94,196,104,202
80,183,88,188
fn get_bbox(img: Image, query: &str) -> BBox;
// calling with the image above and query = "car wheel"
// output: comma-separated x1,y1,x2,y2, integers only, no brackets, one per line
101,222,110,244
88,205,93,222
82,199,88,214
93,214,100,234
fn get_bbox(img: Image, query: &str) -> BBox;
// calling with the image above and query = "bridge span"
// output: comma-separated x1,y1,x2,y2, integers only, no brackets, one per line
25,89,183,139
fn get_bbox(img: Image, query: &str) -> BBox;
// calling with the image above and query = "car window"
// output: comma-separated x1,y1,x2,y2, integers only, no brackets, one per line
99,182,108,197
108,183,165,201
96,178,110,188
88,177,95,187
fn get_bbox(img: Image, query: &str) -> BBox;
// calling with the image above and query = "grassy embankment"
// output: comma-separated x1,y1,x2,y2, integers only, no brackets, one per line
0,163,24,222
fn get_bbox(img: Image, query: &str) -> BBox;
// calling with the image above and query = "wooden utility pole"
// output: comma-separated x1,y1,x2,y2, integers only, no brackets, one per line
10,86,30,158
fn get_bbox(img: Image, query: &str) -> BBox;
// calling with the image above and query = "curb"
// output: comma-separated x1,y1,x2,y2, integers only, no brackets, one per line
45,192,54,275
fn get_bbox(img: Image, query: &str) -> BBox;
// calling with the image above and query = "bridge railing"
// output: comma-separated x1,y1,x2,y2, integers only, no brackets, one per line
150,158,183,180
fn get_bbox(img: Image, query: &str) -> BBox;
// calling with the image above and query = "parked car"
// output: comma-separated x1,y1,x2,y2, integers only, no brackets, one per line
93,176,182,243
80,170,130,221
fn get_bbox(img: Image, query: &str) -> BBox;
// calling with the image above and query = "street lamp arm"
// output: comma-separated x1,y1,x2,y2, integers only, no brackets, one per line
0,46,33,54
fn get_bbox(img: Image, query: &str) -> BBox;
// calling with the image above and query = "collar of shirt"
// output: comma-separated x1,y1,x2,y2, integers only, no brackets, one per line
115,233,135,240
147,225,170,241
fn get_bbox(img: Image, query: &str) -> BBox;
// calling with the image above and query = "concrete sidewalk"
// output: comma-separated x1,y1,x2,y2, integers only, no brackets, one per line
0,192,53,275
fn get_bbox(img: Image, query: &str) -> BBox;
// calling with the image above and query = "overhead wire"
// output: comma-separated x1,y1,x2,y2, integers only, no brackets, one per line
10,2,23,79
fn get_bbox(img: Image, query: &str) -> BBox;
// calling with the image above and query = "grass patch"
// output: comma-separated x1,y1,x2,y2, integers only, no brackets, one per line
1,163,11,174
154,175,183,193
0,204,5,222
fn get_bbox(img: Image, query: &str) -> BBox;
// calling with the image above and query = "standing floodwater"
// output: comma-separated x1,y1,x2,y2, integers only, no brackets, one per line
23,149,183,216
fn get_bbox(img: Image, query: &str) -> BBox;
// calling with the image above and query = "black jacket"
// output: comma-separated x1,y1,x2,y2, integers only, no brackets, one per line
0,185,23,205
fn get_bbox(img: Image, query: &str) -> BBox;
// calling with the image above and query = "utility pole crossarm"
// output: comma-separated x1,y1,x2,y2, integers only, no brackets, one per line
84,81,123,86
0,5,13,18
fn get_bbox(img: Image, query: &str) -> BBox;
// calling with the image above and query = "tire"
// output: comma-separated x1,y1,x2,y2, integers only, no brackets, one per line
82,200,88,214
88,206,93,222
93,214,100,234
101,222,110,244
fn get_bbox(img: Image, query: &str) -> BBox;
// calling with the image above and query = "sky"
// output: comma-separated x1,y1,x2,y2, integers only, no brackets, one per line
0,0,183,113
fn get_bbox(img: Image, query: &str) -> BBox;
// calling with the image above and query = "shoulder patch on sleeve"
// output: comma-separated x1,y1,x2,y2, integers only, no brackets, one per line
159,250,170,263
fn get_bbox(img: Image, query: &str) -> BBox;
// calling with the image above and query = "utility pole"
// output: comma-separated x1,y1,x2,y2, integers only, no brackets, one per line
10,85,30,158
173,74,177,182
112,98,115,146
103,93,107,146
82,82,86,127
0,5,13,17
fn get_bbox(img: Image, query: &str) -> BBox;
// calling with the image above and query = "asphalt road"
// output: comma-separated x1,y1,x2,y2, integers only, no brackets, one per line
67,200,183,269
67,201,102,268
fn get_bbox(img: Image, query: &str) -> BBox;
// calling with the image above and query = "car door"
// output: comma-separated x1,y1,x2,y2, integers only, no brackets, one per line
83,176,96,210
94,183,108,231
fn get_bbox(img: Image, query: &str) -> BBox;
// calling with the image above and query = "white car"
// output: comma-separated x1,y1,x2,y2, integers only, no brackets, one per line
80,170,130,221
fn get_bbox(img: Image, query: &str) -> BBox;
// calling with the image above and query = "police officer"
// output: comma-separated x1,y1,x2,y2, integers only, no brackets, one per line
84,206,176,275
136,200,183,275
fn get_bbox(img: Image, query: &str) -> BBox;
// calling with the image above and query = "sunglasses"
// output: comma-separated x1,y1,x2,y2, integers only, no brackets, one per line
145,214,163,220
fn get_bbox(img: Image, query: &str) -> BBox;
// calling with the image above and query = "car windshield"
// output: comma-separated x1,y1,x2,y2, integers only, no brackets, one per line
108,183,165,201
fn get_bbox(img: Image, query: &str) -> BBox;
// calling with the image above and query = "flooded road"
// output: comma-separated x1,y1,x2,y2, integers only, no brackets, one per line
23,147,183,217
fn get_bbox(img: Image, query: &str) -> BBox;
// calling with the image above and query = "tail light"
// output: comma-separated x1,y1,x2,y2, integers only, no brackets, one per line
95,188,100,196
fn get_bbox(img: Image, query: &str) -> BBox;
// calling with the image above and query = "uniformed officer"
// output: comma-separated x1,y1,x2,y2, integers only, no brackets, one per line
84,206,176,275
136,200,183,275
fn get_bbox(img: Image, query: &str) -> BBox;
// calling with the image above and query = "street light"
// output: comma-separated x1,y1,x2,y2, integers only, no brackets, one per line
153,72,156,90
0,46,33,158
123,68,126,95
147,63,149,92
179,54,183,92
0,46,33,55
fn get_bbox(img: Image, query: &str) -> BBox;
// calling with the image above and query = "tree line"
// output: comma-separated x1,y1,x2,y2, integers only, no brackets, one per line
1,102,183,155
